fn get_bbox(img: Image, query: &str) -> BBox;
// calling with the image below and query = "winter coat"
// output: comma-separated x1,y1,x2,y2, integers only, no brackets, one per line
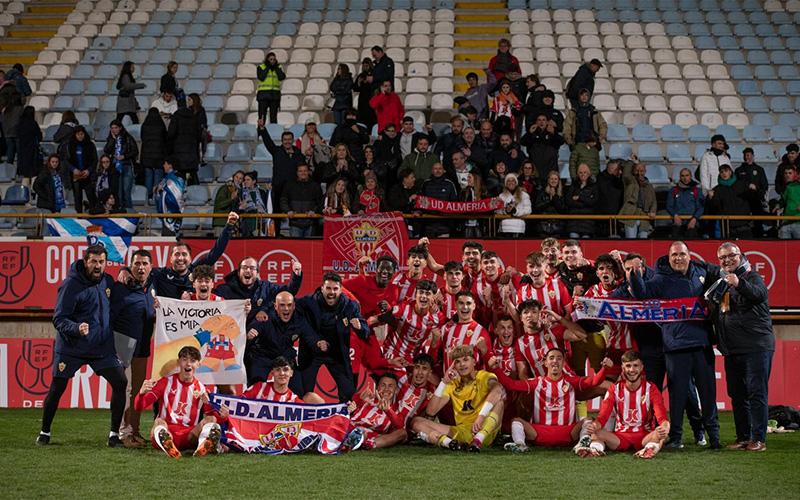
520,127,563,176
705,178,752,232
110,279,156,357
369,92,404,133
568,142,600,179
90,167,120,202
329,76,354,110
372,55,395,89
53,260,116,357
213,182,239,227
619,161,657,231
780,180,800,217
15,114,42,177
497,190,531,234
279,179,323,228
595,169,624,216
629,256,715,352
140,114,168,169
329,121,370,163
420,174,459,235
258,127,305,194
116,73,145,114
5,68,32,97
734,162,768,208
666,181,704,219
488,144,527,173
698,149,732,193
246,309,316,371
400,149,438,186
386,183,419,213
33,168,64,211
565,178,598,236
167,106,201,172
214,269,302,325
563,104,607,145
565,63,596,100
65,138,98,175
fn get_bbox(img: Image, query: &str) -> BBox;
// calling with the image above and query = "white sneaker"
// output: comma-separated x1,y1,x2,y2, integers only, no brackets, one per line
503,442,529,453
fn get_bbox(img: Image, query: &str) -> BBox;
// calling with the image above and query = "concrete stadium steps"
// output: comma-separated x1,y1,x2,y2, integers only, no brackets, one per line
0,0,76,66
453,0,509,88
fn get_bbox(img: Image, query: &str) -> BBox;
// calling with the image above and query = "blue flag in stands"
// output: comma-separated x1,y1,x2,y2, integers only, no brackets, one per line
46,217,139,263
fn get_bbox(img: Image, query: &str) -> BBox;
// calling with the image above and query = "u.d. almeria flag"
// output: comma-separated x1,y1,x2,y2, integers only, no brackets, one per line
323,212,409,274
210,394,352,455
573,296,709,323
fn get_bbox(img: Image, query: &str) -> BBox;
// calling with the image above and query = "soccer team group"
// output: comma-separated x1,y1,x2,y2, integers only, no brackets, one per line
40,213,737,459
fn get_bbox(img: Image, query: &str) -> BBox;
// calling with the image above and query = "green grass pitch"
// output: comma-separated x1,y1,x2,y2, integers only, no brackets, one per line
2,409,799,499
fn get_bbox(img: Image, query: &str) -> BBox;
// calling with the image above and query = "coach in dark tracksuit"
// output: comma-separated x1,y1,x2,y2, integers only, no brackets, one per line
38,245,128,447
296,273,369,402
706,244,774,452
214,257,303,326
629,241,721,449
614,254,706,443
245,292,316,393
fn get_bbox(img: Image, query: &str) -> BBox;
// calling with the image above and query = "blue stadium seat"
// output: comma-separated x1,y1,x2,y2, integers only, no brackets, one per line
789,81,800,96
739,36,761,50
252,163,273,182
727,145,745,160
233,124,258,140
204,96,224,112
0,207,17,230
694,36,716,50
730,65,753,80
318,123,336,141
646,165,671,186
609,143,632,160
61,80,84,96
660,125,685,142
779,67,800,81
771,51,792,65
762,81,785,96
737,81,760,97
253,144,272,161
751,114,775,127
185,185,210,206
217,163,243,182
763,37,785,50
667,144,693,163
4,185,30,205
688,124,711,142
771,96,793,113
666,24,688,36
0,163,16,182
225,143,251,161
723,50,746,65
770,125,796,143
743,125,768,143
744,97,769,113
716,124,740,143
752,145,777,163
755,66,777,80
607,124,628,142
213,65,235,80
52,96,74,112
197,165,215,184
637,144,663,162
207,81,231,96
205,143,223,163
72,65,94,79
632,124,657,142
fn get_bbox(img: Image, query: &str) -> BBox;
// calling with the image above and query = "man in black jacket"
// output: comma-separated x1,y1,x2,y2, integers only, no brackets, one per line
489,132,527,173
520,114,564,176
434,115,464,170
566,59,602,109
280,163,323,237
167,101,201,185
257,120,304,209
736,148,769,237
329,108,370,163
297,273,369,402
370,46,395,93
420,162,458,237
706,243,774,452
595,160,624,237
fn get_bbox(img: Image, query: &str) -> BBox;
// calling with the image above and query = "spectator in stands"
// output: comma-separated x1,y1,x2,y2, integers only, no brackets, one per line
460,172,486,238
92,155,119,206
398,116,435,160
533,170,565,236
151,91,177,126
140,108,167,205
565,163,598,238
477,120,498,157
159,61,180,98
167,100,201,186
460,105,480,130
359,144,391,190
667,168,704,239
238,172,271,237
329,64,354,126
456,68,496,119
33,155,67,213
88,191,122,215
518,159,538,199
323,177,352,216
777,166,800,239
354,58,377,131
370,46,395,93
496,173,531,238
565,59,602,109
735,148,769,237
1,86,23,167
400,135,437,187
530,88,564,133
595,159,624,236
775,143,800,195
563,89,607,148
296,121,330,168
5,63,32,100
155,156,185,236
698,134,731,196
451,150,474,190
369,80,404,134
65,126,98,213
104,119,138,210
256,52,286,124
485,160,509,197
187,93,208,166
619,161,657,239
115,61,145,124
373,122,401,172
705,164,752,239
568,132,600,179
317,143,359,190
357,172,383,214
280,164,323,238
488,38,521,83
15,105,41,186
489,80,522,138
330,108,370,163
520,113,564,177
213,170,243,233
521,75,545,133
458,126,488,175
489,132,526,174
386,168,419,229
435,115,464,170
54,111,79,160
420,162,458,237
258,119,305,208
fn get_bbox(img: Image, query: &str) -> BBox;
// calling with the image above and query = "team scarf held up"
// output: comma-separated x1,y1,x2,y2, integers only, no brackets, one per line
704,253,752,312
573,296,709,323
156,170,185,233
414,195,504,213
209,394,352,455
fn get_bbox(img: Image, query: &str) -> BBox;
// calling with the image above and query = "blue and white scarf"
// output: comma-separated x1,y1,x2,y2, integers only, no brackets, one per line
156,171,185,232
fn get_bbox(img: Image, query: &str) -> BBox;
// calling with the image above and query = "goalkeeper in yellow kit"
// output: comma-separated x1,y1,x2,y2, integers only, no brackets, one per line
411,345,505,452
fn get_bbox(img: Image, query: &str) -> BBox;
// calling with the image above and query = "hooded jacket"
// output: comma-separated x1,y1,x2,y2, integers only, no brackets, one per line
520,126,563,175
629,256,714,352
53,260,116,357
214,269,303,324
666,180,705,219
167,105,201,172
110,278,156,357
698,148,731,193
400,148,438,185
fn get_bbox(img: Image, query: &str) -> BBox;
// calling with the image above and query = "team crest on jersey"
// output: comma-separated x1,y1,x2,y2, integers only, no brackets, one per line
562,383,569,393
257,298,263,307
548,290,556,298
626,408,640,422
192,390,204,400
58,362,66,372
106,288,111,298
545,397,564,411
260,423,302,449
576,273,583,281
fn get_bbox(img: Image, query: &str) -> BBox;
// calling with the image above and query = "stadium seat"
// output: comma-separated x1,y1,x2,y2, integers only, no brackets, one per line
637,144,663,162
667,144,693,163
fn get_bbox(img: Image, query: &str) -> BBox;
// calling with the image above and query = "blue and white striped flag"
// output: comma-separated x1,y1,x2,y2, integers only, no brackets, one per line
156,172,185,233
46,217,139,263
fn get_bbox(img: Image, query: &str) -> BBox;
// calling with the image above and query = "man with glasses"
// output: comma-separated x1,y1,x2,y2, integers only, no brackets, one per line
706,243,774,452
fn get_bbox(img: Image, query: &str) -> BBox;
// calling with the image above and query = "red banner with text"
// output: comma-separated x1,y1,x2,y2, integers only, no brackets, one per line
0,238,796,311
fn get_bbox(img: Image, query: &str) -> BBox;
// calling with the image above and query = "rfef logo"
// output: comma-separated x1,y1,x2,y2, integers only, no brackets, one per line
744,251,775,289
0,246,35,304
259,249,300,285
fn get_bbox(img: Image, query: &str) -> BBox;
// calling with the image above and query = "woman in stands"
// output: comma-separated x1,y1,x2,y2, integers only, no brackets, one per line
140,108,167,205
496,172,531,238
88,191,123,215
65,125,98,213
460,171,486,238
489,80,522,139
213,170,244,235
91,155,120,207
53,111,79,159
103,119,139,209
256,52,286,124
187,93,208,166
357,172,383,214
15,105,42,188
317,143,359,192
485,160,509,197
565,163,599,239
115,61,146,124
533,170,566,237
355,58,377,132
330,64,354,126
33,155,67,213
323,177,352,216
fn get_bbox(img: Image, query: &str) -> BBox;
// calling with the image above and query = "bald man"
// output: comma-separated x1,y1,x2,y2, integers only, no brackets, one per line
244,291,318,393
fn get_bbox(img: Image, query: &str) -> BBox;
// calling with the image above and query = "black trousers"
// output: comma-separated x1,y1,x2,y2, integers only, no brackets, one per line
301,356,356,403
257,93,280,123
725,351,773,443
72,177,96,213
642,349,705,436
664,346,720,443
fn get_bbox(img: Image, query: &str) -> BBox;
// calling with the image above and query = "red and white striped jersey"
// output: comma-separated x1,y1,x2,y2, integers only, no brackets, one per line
392,273,421,303
396,382,430,425
151,374,210,427
441,320,491,371
597,379,668,433
189,292,224,301
493,340,516,377
584,283,635,350
517,278,571,316
515,326,575,377
242,381,301,403
350,400,394,433
384,300,441,363
438,289,460,321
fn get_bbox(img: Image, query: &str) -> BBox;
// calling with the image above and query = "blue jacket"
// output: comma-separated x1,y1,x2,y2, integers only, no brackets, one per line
53,261,115,357
148,224,232,298
214,269,302,325
629,256,713,352
666,181,704,219
246,309,316,367
296,289,369,373
110,279,156,357
612,265,663,355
